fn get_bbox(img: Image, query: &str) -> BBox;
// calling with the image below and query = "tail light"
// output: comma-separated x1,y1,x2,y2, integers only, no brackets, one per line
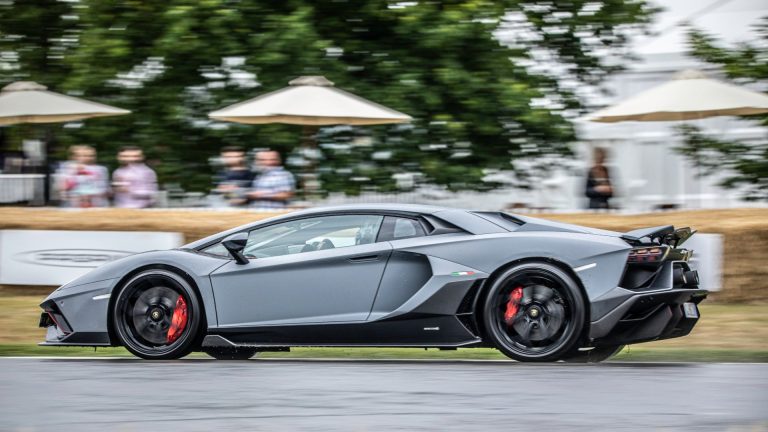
627,246,669,264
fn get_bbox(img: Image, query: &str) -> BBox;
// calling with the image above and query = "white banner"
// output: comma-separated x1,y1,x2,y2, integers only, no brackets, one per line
0,230,184,286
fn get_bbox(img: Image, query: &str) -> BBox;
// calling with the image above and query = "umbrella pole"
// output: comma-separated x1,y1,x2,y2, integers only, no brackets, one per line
43,126,54,206
302,125,318,148
301,125,320,202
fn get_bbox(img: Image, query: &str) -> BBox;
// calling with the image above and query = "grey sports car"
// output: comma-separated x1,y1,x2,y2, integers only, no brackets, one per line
39,204,707,362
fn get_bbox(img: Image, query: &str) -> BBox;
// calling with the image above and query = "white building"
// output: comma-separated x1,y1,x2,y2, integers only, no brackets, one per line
326,1,768,212
569,0,768,212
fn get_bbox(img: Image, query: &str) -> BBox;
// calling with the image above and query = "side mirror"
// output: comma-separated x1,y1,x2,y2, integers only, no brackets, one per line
222,232,249,265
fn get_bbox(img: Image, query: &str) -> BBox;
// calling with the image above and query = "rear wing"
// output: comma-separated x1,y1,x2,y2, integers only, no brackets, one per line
621,225,696,248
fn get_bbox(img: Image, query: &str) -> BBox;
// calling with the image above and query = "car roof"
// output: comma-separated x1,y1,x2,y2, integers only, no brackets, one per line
183,204,469,250
279,203,449,217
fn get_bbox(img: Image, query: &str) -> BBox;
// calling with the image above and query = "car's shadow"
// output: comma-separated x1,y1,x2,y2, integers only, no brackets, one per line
30,357,700,367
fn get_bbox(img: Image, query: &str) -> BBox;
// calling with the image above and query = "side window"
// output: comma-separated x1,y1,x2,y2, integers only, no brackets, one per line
378,216,426,241
201,241,230,257
242,214,384,258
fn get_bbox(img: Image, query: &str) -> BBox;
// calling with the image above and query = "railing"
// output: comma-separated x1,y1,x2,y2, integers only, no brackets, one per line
0,174,45,205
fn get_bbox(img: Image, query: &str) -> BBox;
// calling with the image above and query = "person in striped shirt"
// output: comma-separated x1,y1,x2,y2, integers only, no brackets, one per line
247,150,295,209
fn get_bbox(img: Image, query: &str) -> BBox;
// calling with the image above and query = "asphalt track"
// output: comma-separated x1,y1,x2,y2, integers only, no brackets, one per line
0,358,766,431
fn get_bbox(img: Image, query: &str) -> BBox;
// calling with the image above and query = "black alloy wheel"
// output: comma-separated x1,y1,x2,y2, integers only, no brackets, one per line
113,269,201,360
482,262,585,362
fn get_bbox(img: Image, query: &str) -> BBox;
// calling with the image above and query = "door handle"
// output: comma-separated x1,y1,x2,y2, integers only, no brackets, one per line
348,254,380,263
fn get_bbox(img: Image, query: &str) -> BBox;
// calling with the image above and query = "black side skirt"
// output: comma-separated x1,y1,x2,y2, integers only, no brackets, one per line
205,315,482,348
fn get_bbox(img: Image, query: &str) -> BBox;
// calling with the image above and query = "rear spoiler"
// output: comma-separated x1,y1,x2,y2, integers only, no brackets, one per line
621,225,696,247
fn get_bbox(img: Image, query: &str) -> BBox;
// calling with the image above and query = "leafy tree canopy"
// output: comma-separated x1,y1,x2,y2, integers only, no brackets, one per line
677,19,768,201
1,0,656,194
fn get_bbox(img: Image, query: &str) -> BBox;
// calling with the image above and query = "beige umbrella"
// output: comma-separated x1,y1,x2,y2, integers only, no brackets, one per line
209,76,411,125
585,69,768,208
209,75,411,199
587,70,768,123
0,81,130,204
0,81,130,125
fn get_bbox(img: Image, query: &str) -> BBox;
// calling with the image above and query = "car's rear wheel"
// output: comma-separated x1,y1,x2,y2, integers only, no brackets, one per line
561,345,625,363
482,262,585,362
203,347,259,360
113,269,201,360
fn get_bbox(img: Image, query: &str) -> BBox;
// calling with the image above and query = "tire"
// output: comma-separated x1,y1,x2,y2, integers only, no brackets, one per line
113,269,202,360
482,262,585,362
203,347,260,360
561,345,625,363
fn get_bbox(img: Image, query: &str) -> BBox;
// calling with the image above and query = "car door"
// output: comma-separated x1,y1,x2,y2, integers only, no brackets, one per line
209,214,392,327
368,216,433,319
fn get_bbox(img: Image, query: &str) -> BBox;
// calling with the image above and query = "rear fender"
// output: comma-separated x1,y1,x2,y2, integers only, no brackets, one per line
394,232,631,301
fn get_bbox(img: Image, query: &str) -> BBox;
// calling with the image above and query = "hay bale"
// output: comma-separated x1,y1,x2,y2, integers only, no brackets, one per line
1,208,765,302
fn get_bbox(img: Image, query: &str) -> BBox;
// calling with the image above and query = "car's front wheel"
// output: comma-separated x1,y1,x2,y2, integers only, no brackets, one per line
482,262,585,362
113,269,202,360
203,347,260,360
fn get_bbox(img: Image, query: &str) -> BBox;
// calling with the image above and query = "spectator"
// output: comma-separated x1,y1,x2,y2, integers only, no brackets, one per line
585,147,613,210
214,146,253,207
112,146,158,208
247,150,295,209
57,145,109,208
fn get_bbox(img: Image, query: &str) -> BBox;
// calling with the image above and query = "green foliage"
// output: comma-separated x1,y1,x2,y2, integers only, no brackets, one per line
678,20,768,200
1,0,655,194
0,0,75,85
0,0,79,147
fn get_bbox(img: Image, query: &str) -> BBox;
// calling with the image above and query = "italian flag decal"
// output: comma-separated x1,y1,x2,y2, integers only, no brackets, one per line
451,271,475,276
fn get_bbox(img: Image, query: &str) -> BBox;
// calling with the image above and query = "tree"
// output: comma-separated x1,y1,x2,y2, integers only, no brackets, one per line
0,0,79,152
1,1,657,195
677,19,768,201
0,0,76,86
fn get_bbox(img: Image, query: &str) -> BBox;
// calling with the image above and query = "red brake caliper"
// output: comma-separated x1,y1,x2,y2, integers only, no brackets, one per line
167,295,188,343
504,286,523,325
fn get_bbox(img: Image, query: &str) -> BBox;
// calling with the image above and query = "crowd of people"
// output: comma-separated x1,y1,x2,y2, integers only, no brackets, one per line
55,145,157,208
213,146,295,209
55,143,610,211
54,145,296,209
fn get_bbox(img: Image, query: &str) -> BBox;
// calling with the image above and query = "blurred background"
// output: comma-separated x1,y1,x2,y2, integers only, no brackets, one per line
0,0,765,367
0,0,765,212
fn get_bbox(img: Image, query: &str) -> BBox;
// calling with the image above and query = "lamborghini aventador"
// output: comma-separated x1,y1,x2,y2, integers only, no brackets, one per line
39,204,707,362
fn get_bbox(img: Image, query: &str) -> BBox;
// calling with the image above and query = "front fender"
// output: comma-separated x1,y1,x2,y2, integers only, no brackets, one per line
44,249,230,332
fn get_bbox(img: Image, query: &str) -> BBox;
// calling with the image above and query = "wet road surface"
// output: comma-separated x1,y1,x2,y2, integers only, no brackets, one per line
1,358,766,431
